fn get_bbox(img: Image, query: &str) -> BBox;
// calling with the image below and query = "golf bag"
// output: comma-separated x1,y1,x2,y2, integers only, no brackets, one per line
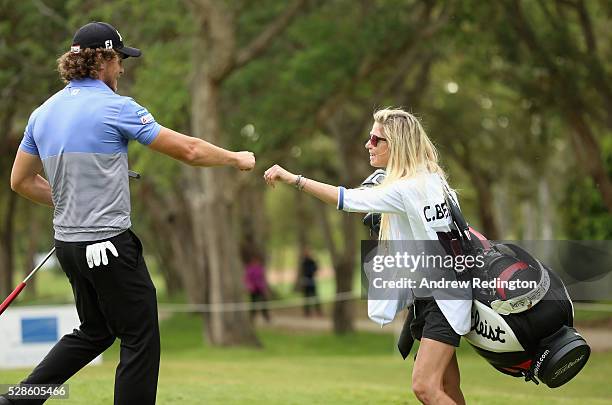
359,170,590,388
462,235,590,388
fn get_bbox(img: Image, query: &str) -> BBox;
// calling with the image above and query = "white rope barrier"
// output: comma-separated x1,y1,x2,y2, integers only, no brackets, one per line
12,288,612,314
157,295,612,314
158,292,358,313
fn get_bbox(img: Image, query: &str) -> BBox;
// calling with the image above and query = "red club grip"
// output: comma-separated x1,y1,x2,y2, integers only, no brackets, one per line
0,282,26,316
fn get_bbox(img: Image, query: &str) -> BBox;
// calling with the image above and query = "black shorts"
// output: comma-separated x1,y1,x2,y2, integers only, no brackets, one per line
409,299,461,347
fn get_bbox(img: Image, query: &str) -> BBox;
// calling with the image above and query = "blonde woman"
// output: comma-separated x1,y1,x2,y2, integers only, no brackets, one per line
264,108,469,404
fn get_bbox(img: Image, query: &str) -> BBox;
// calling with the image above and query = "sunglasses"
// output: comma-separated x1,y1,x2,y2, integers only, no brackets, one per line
368,134,387,147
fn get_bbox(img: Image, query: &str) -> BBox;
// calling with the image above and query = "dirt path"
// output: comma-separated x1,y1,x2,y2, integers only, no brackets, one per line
574,328,612,352
261,314,612,353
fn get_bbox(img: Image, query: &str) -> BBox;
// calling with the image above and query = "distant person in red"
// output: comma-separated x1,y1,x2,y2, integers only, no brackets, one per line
300,248,322,317
244,254,270,322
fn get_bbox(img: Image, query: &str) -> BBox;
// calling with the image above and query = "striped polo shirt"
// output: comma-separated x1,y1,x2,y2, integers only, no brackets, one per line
19,78,161,242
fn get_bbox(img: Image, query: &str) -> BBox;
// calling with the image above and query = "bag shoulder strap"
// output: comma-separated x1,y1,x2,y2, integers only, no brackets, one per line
438,175,478,253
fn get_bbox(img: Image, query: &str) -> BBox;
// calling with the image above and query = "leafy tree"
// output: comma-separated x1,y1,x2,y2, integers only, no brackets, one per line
0,0,68,296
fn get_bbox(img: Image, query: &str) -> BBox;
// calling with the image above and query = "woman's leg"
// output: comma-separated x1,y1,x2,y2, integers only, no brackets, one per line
442,352,465,405
411,338,457,405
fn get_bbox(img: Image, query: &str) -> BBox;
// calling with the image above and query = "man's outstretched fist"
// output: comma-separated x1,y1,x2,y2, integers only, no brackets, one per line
234,151,256,171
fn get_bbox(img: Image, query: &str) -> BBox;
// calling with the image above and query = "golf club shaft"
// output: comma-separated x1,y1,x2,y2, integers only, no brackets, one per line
0,246,56,316
0,283,26,316
24,246,56,283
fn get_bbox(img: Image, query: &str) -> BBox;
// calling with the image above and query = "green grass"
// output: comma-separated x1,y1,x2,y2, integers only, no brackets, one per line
1,313,611,404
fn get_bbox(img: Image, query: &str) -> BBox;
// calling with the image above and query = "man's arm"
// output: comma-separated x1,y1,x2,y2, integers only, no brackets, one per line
148,126,255,170
10,150,53,207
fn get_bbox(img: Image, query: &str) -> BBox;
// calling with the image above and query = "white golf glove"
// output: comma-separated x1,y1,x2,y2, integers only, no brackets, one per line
86,241,119,269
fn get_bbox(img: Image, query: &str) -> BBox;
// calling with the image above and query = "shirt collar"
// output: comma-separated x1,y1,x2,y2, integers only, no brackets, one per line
67,78,113,92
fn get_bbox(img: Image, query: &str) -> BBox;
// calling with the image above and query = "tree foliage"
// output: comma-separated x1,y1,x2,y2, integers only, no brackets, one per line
1,0,610,339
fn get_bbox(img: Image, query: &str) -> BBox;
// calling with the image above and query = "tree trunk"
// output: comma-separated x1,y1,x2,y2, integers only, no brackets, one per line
189,73,258,346
238,182,268,261
0,191,17,298
566,109,612,212
493,182,510,239
146,197,185,297
138,180,203,302
521,200,536,240
469,173,501,240
333,214,358,334
187,0,307,345
25,205,40,298
160,260,183,298
318,203,355,333
538,178,553,240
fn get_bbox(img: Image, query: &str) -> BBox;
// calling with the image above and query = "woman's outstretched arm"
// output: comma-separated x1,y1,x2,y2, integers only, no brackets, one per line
264,164,405,214
264,164,338,206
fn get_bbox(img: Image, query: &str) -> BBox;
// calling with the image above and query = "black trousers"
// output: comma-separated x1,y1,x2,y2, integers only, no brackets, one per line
11,230,160,405
303,285,321,316
249,291,270,321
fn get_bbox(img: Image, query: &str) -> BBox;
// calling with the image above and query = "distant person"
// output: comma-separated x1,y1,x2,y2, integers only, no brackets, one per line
3,21,254,405
300,248,322,317
244,254,270,322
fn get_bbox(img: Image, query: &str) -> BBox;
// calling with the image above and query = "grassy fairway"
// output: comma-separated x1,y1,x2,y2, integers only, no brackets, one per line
1,313,611,404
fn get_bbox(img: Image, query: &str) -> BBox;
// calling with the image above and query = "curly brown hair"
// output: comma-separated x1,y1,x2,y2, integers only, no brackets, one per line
57,48,118,83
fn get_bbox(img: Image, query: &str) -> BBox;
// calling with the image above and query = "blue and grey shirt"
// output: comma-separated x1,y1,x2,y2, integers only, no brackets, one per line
19,78,161,242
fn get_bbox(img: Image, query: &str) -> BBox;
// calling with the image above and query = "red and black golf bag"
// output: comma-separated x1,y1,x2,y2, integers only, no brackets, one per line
441,177,590,388
360,170,590,388
461,230,590,387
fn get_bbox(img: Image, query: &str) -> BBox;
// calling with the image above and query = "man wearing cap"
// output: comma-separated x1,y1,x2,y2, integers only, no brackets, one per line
1,22,255,405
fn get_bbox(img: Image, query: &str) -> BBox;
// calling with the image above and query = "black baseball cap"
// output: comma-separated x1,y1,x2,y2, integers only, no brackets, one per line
71,22,141,58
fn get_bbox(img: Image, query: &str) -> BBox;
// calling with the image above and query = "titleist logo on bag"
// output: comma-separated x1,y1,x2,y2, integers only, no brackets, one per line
552,355,586,380
533,349,550,377
471,309,506,343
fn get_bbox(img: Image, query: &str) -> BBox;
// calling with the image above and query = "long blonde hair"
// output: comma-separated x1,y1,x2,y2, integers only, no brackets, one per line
373,108,448,239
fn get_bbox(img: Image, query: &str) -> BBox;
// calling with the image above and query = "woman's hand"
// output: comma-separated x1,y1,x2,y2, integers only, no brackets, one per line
264,165,339,206
264,164,295,188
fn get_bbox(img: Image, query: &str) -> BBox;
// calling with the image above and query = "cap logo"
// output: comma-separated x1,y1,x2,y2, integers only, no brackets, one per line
70,45,81,53
105,40,113,49
116,30,123,42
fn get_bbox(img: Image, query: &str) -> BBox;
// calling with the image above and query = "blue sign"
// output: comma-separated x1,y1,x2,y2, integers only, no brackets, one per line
21,317,58,343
